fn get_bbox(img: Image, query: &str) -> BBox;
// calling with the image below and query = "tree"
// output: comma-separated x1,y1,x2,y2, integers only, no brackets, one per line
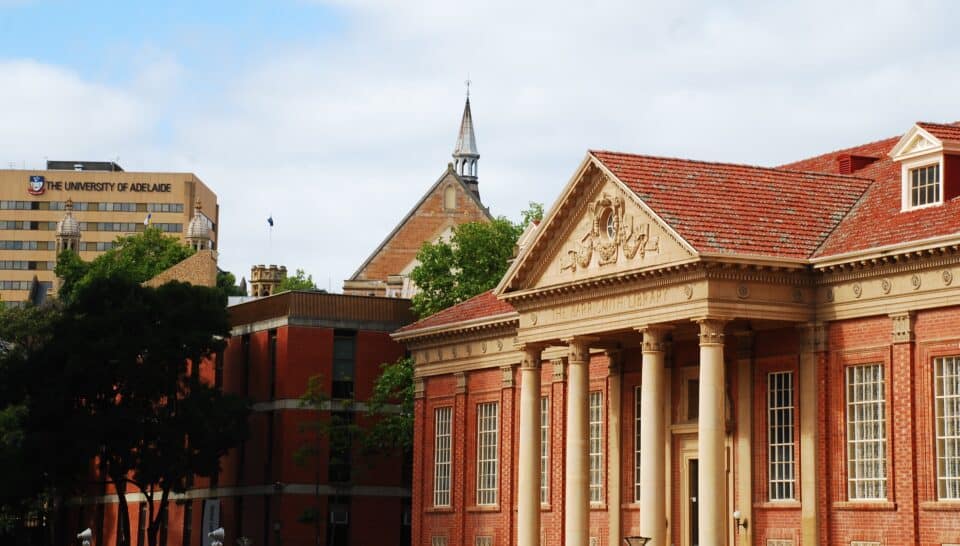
55,227,195,304
216,270,247,297
364,357,414,453
410,203,543,318
39,278,249,546
278,268,318,292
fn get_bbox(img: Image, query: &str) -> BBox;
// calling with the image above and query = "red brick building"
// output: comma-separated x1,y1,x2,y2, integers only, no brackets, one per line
394,122,960,546
74,291,415,546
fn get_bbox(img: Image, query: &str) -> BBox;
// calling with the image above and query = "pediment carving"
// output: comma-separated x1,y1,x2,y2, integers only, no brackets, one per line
902,134,936,155
558,192,660,273
527,175,694,289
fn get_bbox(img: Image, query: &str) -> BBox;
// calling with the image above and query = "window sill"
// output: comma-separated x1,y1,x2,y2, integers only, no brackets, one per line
831,501,896,511
919,500,960,512
466,505,500,513
425,506,454,514
753,500,801,510
589,502,606,511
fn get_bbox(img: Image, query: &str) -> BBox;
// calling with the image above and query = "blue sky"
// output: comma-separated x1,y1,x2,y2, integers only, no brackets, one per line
2,1,959,290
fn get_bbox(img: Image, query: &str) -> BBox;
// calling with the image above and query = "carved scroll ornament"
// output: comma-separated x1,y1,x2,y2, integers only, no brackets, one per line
559,192,659,273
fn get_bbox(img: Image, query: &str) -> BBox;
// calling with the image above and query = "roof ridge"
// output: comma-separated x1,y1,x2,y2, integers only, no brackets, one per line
776,133,902,170
589,149,874,182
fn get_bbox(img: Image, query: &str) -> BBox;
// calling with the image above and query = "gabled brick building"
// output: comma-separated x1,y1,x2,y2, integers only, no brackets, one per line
343,97,492,298
394,122,960,546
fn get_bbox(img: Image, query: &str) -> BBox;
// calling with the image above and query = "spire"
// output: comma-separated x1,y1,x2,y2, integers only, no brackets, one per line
452,82,480,200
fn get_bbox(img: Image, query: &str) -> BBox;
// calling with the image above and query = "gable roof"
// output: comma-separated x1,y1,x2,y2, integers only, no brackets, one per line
393,290,515,335
591,151,873,259
348,165,491,281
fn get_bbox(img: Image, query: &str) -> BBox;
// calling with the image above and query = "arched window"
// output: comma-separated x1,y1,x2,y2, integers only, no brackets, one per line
444,185,457,211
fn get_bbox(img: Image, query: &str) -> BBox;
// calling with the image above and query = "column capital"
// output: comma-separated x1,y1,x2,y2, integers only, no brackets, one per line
694,317,730,346
562,336,597,363
889,311,916,344
454,371,467,394
551,358,567,382
798,321,828,353
501,364,516,388
637,324,674,353
519,343,545,370
604,349,623,373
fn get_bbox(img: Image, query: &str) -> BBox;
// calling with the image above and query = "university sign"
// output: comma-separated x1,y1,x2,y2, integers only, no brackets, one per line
26,175,172,195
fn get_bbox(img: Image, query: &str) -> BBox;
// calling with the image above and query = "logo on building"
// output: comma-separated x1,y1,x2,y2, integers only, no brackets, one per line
27,175,45,196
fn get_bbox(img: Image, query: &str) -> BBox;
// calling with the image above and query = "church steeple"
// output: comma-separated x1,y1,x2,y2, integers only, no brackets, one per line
453,85,480,200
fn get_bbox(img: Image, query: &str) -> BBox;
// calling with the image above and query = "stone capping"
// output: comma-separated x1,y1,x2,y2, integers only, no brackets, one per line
501,365,515,388
799,322,828,353
413,377,425,399
551,358,566,382
454,372,467,394
890,311,916,344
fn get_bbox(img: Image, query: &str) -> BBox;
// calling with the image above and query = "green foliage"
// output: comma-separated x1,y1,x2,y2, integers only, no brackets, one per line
520,201,544,228
410,217,521,318
278,268,318,292
0,278,248,546
55,227,195,304
216,270,246,297
364,356,414,453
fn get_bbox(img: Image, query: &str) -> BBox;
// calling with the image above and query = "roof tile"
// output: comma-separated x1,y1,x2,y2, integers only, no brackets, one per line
394,290,514,333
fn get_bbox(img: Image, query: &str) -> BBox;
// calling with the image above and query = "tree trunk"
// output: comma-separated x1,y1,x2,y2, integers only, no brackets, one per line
115,479,131,546
146,487,170,546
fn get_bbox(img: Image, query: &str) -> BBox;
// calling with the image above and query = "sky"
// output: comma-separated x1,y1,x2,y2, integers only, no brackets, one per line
1,0,959,291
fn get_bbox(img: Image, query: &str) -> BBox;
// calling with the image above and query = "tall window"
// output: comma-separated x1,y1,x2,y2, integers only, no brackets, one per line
768,371,796,500
909,163,941,207
634,385,642,502
332,330,356,399
433,407,452,507
846,364,887,500
589,391,603,503
476,402,499,506
935,356,960,499
540,396,549,505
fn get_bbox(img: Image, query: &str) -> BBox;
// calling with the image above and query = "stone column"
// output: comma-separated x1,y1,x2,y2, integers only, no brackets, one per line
696,318,728,546
518,345,543,546
606,351,622,546
799,323,825,546
564,338,590,546
732,331,753,546
638,325,672,546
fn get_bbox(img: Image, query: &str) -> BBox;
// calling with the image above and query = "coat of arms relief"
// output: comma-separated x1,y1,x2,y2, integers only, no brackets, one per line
559,192,660,273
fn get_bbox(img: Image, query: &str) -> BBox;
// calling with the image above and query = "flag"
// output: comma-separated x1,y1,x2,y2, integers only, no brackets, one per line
144,212,152,226
267,216,274,227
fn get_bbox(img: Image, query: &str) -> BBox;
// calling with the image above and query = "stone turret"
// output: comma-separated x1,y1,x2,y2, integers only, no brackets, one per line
186,198,211,251
55,198,81,253
250,264,287,297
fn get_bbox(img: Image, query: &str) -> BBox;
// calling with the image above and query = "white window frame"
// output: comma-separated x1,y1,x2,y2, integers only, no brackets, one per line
935,355,960,500
845,363,888,500
768,371,796,501
540,396,549,505
476,402,499,506
589,391,604,504
433,407,452,507
901,155,944,211
634,385,642,502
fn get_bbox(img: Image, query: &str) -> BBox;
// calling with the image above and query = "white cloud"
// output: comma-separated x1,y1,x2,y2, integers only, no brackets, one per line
3,0,960,290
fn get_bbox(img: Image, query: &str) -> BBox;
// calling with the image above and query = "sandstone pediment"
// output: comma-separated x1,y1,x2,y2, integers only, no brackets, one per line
498,156,696,294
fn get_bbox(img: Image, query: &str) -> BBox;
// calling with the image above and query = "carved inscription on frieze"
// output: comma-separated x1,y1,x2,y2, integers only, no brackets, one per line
545,288,669,325
559,192,659,273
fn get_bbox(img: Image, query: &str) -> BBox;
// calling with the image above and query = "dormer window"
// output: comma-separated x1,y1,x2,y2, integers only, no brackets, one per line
909,163,940,207
889,122,960,211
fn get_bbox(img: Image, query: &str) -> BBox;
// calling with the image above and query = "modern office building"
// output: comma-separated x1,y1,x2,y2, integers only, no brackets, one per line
395,121,960,546
0,160,218,306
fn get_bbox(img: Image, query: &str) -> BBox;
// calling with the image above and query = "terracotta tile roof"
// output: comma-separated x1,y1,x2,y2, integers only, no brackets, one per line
779,123,960,258
394,290,515,334
591,151,873,259
917,121,960,144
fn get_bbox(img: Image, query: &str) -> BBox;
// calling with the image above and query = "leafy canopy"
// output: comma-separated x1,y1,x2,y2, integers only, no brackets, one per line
409,202,542,318
278,268,319,292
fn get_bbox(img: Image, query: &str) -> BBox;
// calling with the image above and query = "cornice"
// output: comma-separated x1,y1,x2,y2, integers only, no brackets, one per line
391,312,518,344
817,244,960,283
812,234,960,270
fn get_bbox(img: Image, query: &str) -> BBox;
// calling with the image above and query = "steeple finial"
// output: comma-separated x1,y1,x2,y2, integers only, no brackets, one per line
465,77,471,98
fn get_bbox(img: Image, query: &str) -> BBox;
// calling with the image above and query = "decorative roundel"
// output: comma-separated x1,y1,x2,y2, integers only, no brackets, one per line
881,278,892,294
792,287,803,303
911,274,922,290
496,340,503,351
530,313,538,325
682,284,693,300
826,287,834,302
943,270,954,286
737,284,749,299
481,341,487,353
852,283,862,298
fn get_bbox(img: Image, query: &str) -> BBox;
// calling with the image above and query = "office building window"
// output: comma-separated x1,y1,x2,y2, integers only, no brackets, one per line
332,330,356,399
